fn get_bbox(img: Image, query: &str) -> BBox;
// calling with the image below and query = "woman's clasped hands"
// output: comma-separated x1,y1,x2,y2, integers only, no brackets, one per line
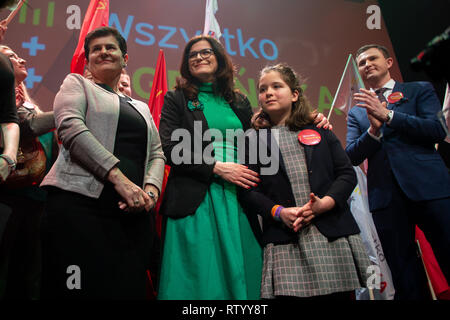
108,167,156,213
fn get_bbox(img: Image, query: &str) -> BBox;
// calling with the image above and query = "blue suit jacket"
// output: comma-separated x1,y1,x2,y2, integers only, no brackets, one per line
346,81,450,211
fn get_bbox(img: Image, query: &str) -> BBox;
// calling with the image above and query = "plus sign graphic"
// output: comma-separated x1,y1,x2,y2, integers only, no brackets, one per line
22,36,46,56
25,68,42,89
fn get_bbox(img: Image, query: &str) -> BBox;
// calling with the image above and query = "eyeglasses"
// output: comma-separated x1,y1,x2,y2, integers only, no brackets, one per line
188,48,214,60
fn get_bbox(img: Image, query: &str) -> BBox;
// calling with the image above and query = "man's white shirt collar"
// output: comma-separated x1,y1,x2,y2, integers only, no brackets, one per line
373,79,396,92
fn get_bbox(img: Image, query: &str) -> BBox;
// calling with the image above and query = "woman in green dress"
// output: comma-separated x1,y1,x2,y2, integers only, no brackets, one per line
158,36,331,299
158,36,262,300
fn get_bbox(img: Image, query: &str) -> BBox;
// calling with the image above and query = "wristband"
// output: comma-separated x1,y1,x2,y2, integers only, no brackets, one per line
386,110,394,124
271,205,284,221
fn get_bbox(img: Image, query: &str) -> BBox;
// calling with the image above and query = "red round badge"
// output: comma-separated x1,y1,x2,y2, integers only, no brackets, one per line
298,129,321,146
387,92,404,104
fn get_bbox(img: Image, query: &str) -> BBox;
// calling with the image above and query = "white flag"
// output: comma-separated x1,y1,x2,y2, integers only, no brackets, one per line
328,54,365,120
203,0,222,39
437,83,450,143
349,166,395,300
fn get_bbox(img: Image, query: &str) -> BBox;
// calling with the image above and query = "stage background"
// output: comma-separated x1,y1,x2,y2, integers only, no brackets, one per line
1,0,447,144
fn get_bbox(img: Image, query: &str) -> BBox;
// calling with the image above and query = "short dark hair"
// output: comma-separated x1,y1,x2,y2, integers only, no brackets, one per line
176,35,236,103
0,0,18,10
356,44,390,59
84,26,127,61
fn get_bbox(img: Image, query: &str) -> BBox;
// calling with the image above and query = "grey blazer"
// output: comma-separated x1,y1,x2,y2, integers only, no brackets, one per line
41,73,166,198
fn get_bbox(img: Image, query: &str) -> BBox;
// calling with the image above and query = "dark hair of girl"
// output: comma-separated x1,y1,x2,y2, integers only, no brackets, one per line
259,63,316,131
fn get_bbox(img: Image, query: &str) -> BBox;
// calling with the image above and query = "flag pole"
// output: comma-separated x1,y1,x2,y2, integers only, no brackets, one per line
3,0,26,26
441,83,450,143
203,0,221,39
368,288,375,300
416,239,437,300
327,54,352,121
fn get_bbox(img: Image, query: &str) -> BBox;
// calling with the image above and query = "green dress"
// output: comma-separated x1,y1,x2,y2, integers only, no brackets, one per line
158,84,262,300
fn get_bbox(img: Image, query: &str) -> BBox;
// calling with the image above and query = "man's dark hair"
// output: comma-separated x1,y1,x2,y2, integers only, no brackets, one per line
356,44,391,59
0,0,18,10
84,26,127,61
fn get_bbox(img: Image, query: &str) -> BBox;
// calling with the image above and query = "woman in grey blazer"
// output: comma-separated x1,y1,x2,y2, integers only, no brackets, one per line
40,27,165,299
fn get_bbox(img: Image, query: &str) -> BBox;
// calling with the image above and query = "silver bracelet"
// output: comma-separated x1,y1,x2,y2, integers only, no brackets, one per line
0,154,16,171
146,191,156,201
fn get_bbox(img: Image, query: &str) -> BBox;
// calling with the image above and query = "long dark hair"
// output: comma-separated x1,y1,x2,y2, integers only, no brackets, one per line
259,63,315,131
176,35,236,103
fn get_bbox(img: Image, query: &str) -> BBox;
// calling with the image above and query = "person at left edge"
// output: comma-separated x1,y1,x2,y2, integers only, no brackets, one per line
0,0,20,184
0,1,20,294
0,44,56,300
40,26,166,299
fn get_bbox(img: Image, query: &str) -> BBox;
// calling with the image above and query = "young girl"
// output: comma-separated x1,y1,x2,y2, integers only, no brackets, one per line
238,63,370,299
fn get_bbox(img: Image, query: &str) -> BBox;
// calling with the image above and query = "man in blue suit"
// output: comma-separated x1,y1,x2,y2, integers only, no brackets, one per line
346,44,450,300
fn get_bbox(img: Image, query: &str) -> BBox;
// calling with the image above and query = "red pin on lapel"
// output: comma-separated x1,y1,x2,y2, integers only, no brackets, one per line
387,92,404,104
298,129,321,146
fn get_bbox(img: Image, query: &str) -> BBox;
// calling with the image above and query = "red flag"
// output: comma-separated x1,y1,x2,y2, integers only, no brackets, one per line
148,49,169,236
148,49,168,129
70,0,109,75
415,226,450,300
